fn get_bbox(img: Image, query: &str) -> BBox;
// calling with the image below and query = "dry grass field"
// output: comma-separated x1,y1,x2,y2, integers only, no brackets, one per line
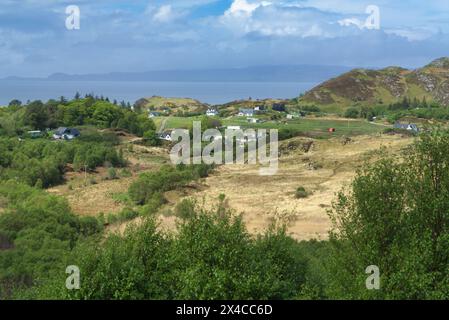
164,134,414,240
48,131,414,240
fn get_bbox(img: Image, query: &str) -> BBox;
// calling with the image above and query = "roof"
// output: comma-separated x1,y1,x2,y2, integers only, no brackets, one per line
55,127,80,136
394,122,419,131
239,108,254,113
161,130,173,136
55,127,68,135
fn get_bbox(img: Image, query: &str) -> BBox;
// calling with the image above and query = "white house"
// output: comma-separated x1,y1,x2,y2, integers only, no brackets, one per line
227,126,241,131
394,122,419,133
53,127,80,140
149,111,162,118
159,130,173,141
238,108,254,117
206,108,219,116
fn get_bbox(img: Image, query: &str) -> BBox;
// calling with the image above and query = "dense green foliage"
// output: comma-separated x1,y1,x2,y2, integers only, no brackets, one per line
2,95,156,138
0,135,125,188
128,164,212,206
21,200,307,300
0,181,102,298
327,130,449,299
0,94,448,300
344,97,449,122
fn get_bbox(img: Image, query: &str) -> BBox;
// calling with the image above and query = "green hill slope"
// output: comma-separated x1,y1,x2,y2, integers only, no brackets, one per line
299,57,449,112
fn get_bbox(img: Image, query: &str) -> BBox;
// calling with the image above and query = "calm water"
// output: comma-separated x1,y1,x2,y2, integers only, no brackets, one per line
0,80,316,105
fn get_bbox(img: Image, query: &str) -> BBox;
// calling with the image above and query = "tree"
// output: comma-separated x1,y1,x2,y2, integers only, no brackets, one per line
29,198,307,300
143,130,161,146
328,130,449,299
8,99,22,107
344,107,359,119
24,100,48,130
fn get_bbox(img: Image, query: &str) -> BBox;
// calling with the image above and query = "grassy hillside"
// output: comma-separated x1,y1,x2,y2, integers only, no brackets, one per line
135,96,209,114
299,57,449,112
154,116,385,138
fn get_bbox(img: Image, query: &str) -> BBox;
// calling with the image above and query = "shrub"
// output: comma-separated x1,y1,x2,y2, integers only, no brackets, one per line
295,187,308,199
107,167,118,180
129,165,212,205
327,130,449,299
344,107,359,119
175,199,196,220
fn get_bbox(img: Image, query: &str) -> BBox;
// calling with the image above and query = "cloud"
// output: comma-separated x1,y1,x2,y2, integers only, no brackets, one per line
225,0,266,17
220,1,375,38
152,5,185,23
0,0,449,77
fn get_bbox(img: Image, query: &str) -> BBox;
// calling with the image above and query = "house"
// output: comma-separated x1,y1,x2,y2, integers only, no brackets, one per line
238,108,254,117
227,126,241,131
27,130,43,139
394,122,419,133
206,108,219,117
149,111,161,118
287,113,300,120
53,127,80,140
159,130,173,141
254,105,265,112
328,128,336,133
161,107,171,114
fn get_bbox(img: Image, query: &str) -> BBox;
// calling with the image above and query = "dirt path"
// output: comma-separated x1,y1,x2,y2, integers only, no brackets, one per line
157,118,168,134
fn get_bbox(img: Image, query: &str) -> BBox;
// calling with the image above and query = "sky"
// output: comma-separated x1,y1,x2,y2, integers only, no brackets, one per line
1,0,449,77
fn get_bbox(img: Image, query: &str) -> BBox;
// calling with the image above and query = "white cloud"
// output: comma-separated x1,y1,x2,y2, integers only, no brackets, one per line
225,0,269,17
221,1,363,38
152,5,185,23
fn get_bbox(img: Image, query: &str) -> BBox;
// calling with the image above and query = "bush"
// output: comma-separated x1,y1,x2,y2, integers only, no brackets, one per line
327,130,449,299
143,130,161,146
344,107,359,119
107,167,118,180
0,181,102,298
129,165,212,205
175,199,196,219
295,187,308,199
31,200,308,300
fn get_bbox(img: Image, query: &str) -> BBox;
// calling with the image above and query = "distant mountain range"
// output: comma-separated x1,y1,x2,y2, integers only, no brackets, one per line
299,57,449,112
2,65,354,83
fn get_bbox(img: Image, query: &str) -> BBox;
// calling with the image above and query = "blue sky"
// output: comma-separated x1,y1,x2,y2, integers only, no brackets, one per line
1,0,449,77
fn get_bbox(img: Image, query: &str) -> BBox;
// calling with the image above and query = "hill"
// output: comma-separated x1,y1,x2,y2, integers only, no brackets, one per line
134,96,209,114
299,57,449,112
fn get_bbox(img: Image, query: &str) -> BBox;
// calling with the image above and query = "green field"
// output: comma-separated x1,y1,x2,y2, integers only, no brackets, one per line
154,116,387,137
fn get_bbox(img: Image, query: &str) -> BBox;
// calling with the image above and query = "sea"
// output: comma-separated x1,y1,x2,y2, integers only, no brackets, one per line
0,80,316,106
